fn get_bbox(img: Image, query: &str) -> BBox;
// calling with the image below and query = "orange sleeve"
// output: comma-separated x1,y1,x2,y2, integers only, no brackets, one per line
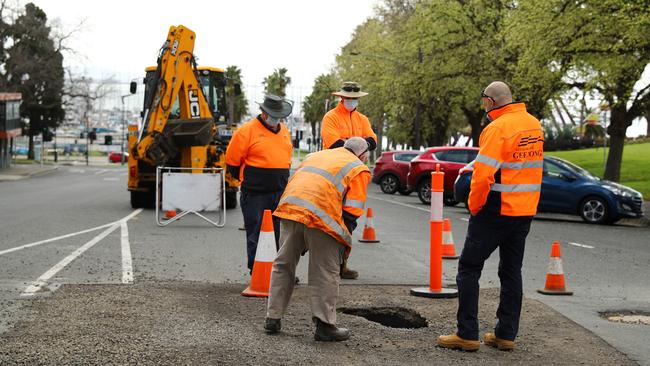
361,115,377,143
343,171,371,217
468,126,503,215
225,125,248,167
321,113,342,149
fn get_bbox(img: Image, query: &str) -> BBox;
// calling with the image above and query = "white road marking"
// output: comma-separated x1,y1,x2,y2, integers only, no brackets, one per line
94,169,109,175
0,223,115,256
460,217,469,222
21,224,119,296
567,242,595,249
103,177,119,181
367,195,430,213
20,209,143,296
120,221,133,284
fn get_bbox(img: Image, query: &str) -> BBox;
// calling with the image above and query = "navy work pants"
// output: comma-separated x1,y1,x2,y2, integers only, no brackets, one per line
240,189,282,271
456,211,533,341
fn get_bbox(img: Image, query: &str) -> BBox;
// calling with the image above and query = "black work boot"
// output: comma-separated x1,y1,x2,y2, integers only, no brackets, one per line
313,317,350,342
264,318,281,334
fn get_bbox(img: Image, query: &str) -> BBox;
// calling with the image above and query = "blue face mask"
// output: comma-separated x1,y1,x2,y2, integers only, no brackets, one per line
266,116,280,126
343,99,359,111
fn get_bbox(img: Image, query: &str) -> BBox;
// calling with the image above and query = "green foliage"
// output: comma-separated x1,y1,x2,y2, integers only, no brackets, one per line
225,65,248,123
263,68,291,98
3,3,65,138
303,72,339,142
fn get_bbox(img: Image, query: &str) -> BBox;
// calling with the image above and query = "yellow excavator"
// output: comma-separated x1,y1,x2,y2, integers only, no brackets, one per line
127,25,240,209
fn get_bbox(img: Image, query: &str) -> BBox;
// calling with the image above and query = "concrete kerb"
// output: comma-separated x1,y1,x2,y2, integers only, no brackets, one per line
0,165,58,181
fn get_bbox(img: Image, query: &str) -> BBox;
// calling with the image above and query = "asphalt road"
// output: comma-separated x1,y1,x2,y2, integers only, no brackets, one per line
1,166,649,364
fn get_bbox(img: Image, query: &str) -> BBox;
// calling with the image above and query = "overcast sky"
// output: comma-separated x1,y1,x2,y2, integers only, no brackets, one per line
28,0,379,114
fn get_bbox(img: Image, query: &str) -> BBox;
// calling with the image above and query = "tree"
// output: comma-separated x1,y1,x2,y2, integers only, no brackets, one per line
225,65,248,124
4,3,64,159
303,72,339,147
509,0,650,182
263,68,291,98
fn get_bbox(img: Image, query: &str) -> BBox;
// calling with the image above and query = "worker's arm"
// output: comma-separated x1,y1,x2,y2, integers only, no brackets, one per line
467,126,503,215
321,114,344,149
225,127,248,180
342,171,371,233
360,116,378,151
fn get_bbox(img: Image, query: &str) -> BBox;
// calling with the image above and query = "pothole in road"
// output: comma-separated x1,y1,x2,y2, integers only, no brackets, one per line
338,306,428,329
600,310,650,325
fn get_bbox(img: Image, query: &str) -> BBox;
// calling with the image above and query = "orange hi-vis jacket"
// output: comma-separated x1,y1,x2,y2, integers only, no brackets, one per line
321,102,377,149
273,147,371,249
225,116,293,192
468,103,544,217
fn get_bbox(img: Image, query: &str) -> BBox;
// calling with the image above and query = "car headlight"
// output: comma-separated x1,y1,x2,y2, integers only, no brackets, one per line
604,185,632,197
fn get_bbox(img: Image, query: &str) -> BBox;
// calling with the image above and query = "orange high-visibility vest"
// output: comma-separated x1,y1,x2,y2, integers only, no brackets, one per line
273,147,371,248
321,102,377,149
468,103,544,216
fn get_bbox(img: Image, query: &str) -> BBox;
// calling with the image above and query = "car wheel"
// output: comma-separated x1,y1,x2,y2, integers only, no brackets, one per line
398,187,412,196
579,196,610,224
379,174,399,194
417,179,431,205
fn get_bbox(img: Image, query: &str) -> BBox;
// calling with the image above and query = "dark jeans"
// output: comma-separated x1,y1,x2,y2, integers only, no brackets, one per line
240,189,282,270
456,211,532,341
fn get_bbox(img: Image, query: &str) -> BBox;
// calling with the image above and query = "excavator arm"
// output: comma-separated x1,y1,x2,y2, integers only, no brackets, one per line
134,25,215,169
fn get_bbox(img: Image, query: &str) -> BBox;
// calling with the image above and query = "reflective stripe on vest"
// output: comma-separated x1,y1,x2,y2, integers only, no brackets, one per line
343,199,365,209
281,195,352,244
476,154,543,170
491,183,541,193
298,160,363,195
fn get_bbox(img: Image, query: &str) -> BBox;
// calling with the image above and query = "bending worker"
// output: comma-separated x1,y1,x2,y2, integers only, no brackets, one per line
438,81,544,352
225,94,293,273
264,137,371,342
321,81,377,280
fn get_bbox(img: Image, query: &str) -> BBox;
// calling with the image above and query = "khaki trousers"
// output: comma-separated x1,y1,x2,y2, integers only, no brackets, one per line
267,219,345,325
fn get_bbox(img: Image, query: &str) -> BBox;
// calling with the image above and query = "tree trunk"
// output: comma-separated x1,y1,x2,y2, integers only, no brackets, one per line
603,107,631,182
552,99,567,127
412,102,422,149
28,134,34,160
646,112,650,137
462,107,483,147
557,98,576,125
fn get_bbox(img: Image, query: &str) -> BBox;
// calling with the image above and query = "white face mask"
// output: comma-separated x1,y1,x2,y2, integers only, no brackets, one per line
266,116,280,126
343,99,359,111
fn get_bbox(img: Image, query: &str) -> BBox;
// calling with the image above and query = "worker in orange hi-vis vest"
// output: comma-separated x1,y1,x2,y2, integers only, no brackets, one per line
264,137,371,342
321,81,377,280
226,95,293,275
438,81,544,352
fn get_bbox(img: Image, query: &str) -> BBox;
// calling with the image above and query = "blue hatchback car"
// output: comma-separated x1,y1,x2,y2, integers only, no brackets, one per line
454,156,644,224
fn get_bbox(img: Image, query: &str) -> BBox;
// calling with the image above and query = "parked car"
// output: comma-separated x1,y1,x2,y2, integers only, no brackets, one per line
407,146,479,205
453,156,644,224
372,150,420,194
108,151,129,163
11,146,28,155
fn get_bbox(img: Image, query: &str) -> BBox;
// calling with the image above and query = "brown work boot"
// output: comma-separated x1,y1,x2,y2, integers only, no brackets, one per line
437,334,480,352
340,265,359,279
483,332,515,351
314,317,350,342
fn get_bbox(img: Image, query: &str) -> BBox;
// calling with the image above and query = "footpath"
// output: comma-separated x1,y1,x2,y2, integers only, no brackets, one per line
0,282,636,365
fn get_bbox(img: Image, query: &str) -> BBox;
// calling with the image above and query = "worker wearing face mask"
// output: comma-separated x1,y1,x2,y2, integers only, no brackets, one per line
226,94,293,273
321,82,378,280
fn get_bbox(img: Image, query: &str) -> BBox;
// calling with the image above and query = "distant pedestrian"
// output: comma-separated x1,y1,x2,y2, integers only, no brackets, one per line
264,137,371,341
225,94,293,273
438,81,544,352
321,81,378,280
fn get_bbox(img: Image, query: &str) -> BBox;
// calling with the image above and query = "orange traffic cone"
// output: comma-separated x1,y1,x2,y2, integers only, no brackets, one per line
537,241,573,296
441,218,459,259
242,209,277,297
164,210,177,219
359,207,380,243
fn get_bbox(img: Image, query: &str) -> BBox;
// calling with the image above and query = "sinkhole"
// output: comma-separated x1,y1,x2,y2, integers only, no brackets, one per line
338,306,428,329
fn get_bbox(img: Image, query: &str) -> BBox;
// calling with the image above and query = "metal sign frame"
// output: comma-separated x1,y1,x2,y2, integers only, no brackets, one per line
155,166,226,227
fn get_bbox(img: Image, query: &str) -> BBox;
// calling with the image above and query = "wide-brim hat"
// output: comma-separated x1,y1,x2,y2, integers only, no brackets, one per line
332,81,368,98
257,94,293,118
